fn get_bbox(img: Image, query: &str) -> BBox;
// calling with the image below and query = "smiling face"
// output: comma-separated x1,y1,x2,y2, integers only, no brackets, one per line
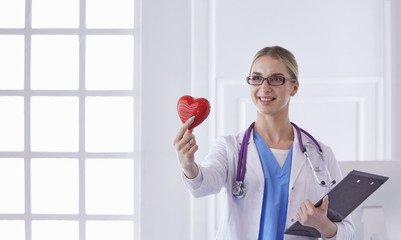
250,55,299,118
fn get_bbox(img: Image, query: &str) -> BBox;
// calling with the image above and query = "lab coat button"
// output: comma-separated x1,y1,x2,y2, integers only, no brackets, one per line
291,187,295,190
291,218,295,222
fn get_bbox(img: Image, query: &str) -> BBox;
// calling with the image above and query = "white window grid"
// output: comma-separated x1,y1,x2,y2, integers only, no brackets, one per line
0,0,139,239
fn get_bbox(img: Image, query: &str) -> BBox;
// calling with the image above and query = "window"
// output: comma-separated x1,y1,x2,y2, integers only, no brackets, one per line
0,0,137,239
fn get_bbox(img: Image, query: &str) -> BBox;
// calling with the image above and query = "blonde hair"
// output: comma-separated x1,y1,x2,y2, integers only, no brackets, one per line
249,46,298,81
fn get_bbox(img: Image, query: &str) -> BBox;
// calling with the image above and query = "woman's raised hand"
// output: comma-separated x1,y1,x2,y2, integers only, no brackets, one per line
172,116,199,179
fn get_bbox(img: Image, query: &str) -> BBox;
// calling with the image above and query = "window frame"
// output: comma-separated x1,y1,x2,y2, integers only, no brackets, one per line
0,0,140,239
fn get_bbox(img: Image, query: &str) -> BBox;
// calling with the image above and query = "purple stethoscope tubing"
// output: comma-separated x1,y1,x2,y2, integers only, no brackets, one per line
233,121,336,199
290,122,322,153
236,122,255,182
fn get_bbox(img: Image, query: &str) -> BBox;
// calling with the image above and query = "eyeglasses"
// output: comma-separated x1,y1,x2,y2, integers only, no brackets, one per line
246,75,297,86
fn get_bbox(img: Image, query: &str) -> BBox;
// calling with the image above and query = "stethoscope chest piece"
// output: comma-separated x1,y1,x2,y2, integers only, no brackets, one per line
232,122,255,199
232,181,246,199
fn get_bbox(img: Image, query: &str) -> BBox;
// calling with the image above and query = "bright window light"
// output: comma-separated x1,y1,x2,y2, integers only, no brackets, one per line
86,158,134,214
86,221,133,240
85,97,134,152
86,0,134,29
0,0,25,28
31,97,79,152
32,0,79,28
0,221,25,240
86,35,134,90
32,221,78,240
0,0,136,238
31,35,79,90
0,36,24,90
31,158,79,214
0,97,24,151
0,159,25,213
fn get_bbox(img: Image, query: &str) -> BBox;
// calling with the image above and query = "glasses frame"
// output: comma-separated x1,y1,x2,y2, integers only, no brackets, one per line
246,75,297,86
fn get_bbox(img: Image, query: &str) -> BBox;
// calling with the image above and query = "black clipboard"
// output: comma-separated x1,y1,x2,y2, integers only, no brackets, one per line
285,170,389,237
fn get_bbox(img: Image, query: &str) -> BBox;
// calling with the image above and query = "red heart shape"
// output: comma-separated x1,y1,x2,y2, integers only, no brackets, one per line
177,95,211,130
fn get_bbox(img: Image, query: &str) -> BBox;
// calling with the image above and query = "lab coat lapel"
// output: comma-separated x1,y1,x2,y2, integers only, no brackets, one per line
289,125,308,192
238,129,264,187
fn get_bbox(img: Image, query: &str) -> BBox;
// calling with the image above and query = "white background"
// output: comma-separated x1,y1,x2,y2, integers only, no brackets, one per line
140,0,401,239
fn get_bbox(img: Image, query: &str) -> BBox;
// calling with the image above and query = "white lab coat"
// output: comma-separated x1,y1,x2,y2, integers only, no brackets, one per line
182,126,355,240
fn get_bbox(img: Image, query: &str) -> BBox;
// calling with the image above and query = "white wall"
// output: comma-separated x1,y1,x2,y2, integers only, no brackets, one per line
213,0,391,161
391,0,401,160
139,0,401,239
140,0,192,239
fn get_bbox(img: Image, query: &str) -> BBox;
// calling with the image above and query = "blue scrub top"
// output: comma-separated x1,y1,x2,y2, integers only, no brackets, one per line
253,130,293,240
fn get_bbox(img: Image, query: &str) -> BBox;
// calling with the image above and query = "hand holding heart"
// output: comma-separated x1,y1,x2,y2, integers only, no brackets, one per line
173,95,210,179
172,116,199,179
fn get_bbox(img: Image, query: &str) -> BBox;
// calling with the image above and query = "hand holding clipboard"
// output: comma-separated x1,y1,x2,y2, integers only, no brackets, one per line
285,170,389,237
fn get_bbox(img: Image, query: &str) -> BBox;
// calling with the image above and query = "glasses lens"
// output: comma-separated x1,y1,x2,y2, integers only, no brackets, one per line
247,76,263,85
269,76,285,86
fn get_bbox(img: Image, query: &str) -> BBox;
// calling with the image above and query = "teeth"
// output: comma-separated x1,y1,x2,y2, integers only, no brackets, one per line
260,97,273,101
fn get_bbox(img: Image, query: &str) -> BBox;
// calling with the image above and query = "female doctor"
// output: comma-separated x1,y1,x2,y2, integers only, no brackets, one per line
173,46,354,240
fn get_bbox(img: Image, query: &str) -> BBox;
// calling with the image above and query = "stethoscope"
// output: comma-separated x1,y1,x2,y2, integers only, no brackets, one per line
232,122,336,199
